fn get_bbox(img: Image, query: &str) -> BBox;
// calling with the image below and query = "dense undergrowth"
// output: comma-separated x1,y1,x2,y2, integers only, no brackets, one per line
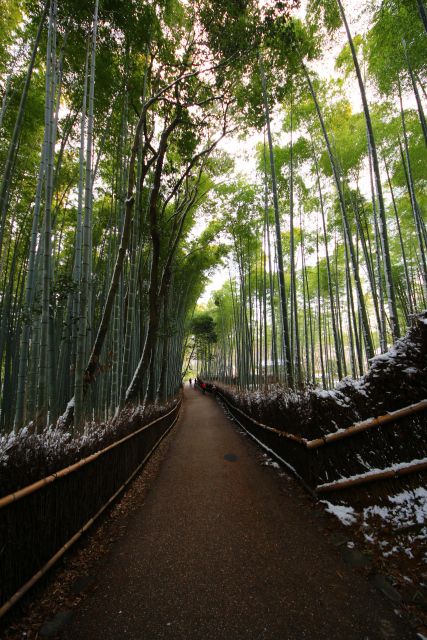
0,397,180,498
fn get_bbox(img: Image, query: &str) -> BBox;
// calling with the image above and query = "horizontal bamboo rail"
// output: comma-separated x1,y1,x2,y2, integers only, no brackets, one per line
306,399,427,449
216,391,427,450
0,401,180,509
220,394,317,498
219,390,427,496
216,392,306,444
0,402,181,620
315,457,427,494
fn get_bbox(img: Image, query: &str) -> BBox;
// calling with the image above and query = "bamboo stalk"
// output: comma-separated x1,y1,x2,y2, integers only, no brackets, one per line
0,400,181,509
259,54,293,386
316,458,427,494
0,406,181,620
303,63,374,362
0,1,50,264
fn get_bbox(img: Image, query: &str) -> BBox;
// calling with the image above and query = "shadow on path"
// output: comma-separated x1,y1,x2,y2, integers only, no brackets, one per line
63,385,412,639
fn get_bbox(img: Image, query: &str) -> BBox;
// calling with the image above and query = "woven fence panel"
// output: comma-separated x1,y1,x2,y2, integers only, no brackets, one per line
217,392,427,489
0,404,179,608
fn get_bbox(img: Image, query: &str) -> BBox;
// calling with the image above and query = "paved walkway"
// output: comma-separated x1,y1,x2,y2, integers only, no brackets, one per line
63,386,412,639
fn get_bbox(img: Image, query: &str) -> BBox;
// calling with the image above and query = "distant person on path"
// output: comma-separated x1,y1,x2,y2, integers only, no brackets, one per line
189,378,192,386
201,382,206,395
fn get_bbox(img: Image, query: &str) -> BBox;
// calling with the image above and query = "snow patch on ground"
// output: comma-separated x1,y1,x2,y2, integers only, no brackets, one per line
364,505,390,521
362,486,427,559
321,501,357,526
263,457,281,469
323,485,427,564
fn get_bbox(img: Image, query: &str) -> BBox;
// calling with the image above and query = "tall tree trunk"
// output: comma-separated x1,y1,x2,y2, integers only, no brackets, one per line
367,142,387,351
36,0,57,431
403,41,427,146
13,94,51,430
71,40,90,394
0,1,49,265
383,155,414,314
336,0,400,340
74,0,99,434
311,140,343,379
303,64,374,360
263,135,279,380
57,55,156,431
125,117,180,405
289,100,301,384
398,84,427,298
416,0,427,33
316,228,326,388
259,54,293,386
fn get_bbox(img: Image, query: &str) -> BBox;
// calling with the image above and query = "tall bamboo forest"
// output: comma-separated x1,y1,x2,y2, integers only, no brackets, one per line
0,0,426,437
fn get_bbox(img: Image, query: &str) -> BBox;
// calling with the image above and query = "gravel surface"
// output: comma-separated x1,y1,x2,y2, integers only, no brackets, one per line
59,386,413,640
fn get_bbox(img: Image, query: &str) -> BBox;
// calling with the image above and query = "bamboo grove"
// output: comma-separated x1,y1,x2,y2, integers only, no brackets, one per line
191,0,427,391
0,0,426,435
0,0,238,434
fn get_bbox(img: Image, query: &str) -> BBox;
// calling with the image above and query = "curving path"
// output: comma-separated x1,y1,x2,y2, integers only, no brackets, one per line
62,386,412,639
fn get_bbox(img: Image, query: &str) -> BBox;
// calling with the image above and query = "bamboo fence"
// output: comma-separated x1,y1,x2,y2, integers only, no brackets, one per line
0,400,181,619
215,390,427,494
